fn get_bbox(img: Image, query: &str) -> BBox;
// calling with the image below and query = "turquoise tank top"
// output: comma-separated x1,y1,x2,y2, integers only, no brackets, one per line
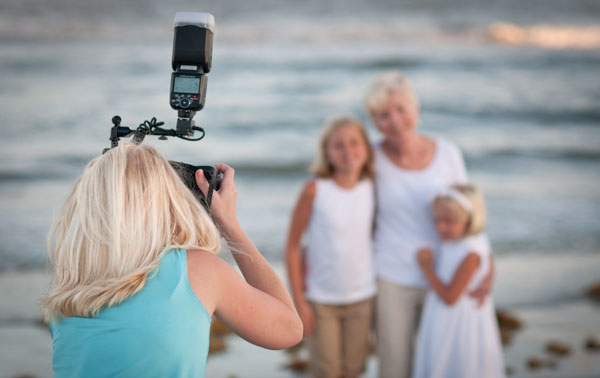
49,249,212,378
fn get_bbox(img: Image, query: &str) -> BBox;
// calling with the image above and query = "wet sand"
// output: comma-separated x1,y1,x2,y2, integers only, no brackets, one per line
1,262,599,378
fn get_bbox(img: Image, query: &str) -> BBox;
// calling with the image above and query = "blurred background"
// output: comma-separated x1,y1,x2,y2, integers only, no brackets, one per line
0,0,599,377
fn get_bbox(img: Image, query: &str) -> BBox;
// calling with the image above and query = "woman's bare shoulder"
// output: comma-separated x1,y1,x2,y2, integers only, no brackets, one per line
185,249,232,314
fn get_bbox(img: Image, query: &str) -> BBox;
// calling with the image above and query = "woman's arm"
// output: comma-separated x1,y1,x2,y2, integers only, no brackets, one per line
284,181,316,336
469,255,494,307
417,248,480,306
190,164,303,350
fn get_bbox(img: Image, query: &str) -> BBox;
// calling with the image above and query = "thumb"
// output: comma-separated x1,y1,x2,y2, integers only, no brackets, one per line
195,169,210,197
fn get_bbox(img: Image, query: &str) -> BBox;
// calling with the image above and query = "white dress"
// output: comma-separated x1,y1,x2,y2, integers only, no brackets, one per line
412,233,506,378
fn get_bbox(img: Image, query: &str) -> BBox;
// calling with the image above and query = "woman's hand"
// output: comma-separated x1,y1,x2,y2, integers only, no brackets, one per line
417,248,434,270
469,257,495,307
195,164,239,236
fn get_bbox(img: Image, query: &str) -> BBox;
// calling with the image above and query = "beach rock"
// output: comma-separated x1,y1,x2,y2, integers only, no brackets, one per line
208,335,228,354
497,310,522,347
500,328,513,346
546,340,571,357
285,357,309,373
496,310,523,331
211,318,233,336
526,356,558,370
526,357,543,370
584,335,600,352
207,318,232,354
10,375,38,378
585,283,600,302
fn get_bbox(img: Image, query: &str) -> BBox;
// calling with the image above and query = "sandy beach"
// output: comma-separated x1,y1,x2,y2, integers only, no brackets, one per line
2,256,599,378
1,0,599,377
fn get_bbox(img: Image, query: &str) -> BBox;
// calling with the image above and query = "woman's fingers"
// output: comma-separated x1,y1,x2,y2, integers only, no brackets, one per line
213,163,234,192
195,169,209,197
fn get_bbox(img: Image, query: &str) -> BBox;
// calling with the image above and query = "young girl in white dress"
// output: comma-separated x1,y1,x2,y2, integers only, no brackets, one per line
285,116,376,378
412,184,505,378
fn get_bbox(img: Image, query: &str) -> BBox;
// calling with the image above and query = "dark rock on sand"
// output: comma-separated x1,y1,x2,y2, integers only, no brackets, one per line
496,310,523,331
584,335,600,352
546,340,571,357
527,357,543,370
497,310,522,346
208,318,232,354
211,318,233,336
208,334,228,354
585,283,600,302
500,328,513,346
526,356,558,370
285,357,309,373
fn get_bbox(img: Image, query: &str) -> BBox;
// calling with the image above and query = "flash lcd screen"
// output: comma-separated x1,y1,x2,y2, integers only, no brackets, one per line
173,77,200,94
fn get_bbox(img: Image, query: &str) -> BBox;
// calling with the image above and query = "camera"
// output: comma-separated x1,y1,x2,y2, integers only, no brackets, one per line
169,162,221,210
104,12,222,210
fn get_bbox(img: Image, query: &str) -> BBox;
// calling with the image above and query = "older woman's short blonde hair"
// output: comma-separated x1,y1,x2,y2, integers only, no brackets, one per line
434,183,487,236
363,71,419,116
42,143,221,320
311,115,374,180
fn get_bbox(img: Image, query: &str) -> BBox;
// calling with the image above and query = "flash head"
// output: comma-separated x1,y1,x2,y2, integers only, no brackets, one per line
172,12,215,73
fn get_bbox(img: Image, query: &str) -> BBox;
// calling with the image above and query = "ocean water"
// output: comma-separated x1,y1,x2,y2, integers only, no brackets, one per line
1,0,599,309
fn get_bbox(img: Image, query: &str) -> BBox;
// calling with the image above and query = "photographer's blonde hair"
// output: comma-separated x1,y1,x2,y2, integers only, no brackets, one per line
434,184,487,236
310,115,374,180
42,143,221,320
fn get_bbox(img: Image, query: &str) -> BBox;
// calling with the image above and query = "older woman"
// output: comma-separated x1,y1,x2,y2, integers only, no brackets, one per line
364,72,492,378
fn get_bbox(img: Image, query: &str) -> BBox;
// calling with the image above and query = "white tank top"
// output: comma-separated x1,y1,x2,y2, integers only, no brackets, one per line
373,138,468,287
304,178,377,304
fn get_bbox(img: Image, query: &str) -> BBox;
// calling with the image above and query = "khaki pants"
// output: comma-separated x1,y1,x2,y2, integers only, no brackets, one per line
307,297,374,378
376,279,427,378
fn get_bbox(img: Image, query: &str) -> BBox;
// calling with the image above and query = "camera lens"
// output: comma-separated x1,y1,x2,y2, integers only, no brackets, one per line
180,98,190,108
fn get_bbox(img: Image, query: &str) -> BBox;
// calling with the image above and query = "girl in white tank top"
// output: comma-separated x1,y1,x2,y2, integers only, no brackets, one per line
285,116,376,378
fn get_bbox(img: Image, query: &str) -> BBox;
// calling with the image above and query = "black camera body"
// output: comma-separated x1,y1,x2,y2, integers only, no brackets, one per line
169,162,222,210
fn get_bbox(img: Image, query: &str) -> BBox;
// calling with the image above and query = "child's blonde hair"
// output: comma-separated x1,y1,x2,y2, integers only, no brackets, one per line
42,143,221,320
310,115,374,180
434,183,487,236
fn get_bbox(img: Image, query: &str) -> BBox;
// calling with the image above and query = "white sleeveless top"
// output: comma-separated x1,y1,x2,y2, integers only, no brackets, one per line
304,178,377,304
373,138,468,287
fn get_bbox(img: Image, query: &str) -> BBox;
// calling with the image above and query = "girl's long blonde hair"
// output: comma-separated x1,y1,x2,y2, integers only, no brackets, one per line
42,143,221,320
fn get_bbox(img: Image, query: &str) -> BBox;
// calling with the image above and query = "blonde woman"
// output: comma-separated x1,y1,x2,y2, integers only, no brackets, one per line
363,71,494,378
413,184,505,378
43,143,302,378
285,116,376,378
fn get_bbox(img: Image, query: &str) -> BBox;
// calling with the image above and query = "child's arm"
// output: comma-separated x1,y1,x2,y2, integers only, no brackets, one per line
284,181,316,336
417,248,480,306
